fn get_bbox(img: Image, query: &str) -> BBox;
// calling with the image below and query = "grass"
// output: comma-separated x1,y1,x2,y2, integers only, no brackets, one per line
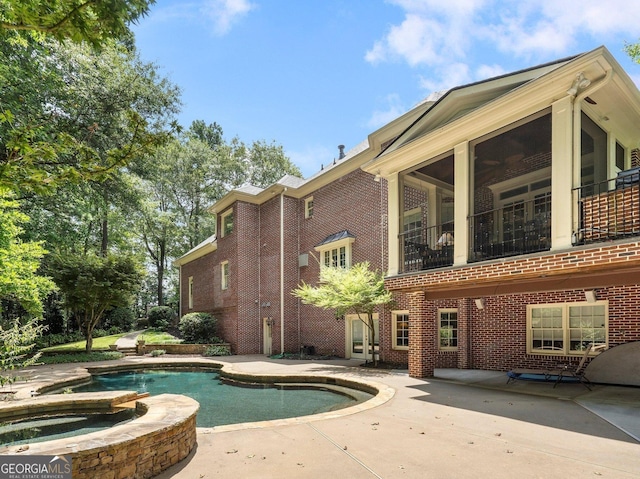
41,333,128,353
139,329,182,344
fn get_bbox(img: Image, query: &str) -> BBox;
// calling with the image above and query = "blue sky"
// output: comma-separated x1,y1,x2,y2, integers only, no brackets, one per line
132,0,640,178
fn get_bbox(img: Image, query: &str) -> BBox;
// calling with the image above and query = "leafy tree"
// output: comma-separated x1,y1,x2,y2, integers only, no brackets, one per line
0,37,179,197
0,189,55,318
0,317,44,387
625,40,640,64
0,0,154,47
48,252,143,352
293,262,393,365
147,305,175,330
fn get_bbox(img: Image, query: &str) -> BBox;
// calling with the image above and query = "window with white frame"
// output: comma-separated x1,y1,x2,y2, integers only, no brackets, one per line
188,276,194,309
439,309,458,350
392,311,409,350
221,261,229,290
527,301,607,355
315,233,354,269
305,196,314,219
220,209,233,237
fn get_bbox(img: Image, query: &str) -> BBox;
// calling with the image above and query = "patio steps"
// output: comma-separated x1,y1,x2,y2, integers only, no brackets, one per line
117,346,138,356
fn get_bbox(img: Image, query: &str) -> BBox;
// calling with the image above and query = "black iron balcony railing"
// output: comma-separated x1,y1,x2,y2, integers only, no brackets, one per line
468,198,551,263
400,222,454,273
573,169,640,245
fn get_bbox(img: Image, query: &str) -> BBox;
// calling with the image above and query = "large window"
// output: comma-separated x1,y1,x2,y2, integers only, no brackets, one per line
527,301,607,355
221,261,229,290
392,311,409,350
439,309,458,350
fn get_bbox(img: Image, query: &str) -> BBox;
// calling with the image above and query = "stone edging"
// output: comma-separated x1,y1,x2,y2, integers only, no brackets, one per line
0,391,199,479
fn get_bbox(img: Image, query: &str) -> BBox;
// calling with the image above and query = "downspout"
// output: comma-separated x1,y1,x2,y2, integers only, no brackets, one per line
280,188,287,355
178,265,182,317
258,204,262,353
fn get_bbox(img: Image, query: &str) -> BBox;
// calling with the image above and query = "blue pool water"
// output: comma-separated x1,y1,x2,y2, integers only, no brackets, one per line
72,369,367,427
0,409,136,446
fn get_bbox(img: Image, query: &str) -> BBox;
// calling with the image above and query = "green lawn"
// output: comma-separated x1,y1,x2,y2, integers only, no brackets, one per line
139,330,182,344
41,333,128,353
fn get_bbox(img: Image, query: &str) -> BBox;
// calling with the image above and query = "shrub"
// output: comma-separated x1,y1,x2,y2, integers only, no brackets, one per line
203,344,231,356
150,349,166,357
104,307,135,332
35,331,83,349
179,312,218,344
147,306,176,331
136,317,149,329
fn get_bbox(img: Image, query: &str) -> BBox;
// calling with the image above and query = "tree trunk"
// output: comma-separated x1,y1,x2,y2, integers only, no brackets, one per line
368,313,377,367
156,239,165,306
101,187,109,256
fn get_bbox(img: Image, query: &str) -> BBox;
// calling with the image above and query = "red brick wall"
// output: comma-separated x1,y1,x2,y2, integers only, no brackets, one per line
297,169,387,356
236,202,261,354
388,284,640,375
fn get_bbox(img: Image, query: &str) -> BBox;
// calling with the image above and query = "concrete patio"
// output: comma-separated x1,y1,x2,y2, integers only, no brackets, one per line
4,355,640,478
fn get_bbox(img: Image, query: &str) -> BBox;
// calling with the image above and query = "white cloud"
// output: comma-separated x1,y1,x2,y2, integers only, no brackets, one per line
366,94,407,129
418,63,471,92
201,0,255,36
369,0,640,65
476,64,507,81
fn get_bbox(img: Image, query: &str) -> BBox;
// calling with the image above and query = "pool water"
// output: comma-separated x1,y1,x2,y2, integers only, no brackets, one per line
0,409,136,446
72,369,367,427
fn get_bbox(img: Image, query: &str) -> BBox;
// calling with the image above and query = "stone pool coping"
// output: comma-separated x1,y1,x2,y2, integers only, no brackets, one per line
0,390,199,479
2,356,395,432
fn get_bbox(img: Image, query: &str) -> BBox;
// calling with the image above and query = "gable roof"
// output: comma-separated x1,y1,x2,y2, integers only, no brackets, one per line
363,45,640,177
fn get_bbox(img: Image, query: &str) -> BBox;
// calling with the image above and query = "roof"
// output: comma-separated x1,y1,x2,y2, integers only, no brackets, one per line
173,234,217,266
316,230,356,247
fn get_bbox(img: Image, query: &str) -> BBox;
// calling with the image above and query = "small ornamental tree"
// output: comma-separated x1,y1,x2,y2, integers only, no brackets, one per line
49,253,143,353
293,262,393,366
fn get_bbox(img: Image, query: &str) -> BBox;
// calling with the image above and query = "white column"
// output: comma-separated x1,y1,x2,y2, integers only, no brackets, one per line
387,173,401,276
453,141,469,266
551,96,574,250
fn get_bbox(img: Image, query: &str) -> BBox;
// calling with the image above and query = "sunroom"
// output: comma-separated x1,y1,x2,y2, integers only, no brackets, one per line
371,47,640,276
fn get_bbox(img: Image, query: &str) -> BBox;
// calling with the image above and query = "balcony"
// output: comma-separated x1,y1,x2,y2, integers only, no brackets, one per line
401,223,454,273
573,168,640,245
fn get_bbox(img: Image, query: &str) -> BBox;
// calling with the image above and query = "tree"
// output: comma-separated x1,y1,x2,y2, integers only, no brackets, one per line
0,189,55,318
293,262,393,365
0,317,44,387
625,40,640,64
0,36,180,197
0,0,154,47
48,252,143,352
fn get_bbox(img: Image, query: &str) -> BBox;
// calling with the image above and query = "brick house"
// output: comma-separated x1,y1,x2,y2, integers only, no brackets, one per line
175,46,640,378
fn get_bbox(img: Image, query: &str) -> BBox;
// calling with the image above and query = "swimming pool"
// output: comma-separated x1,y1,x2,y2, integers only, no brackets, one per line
72,369,371,427
0,409,136,446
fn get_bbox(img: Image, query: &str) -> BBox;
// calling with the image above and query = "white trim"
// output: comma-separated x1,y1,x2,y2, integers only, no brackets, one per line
315,237,355,269
221,261,229,290
438,308,458,351
526,300,608,356
391,310,409,351
220,208,233,237
304,196,314,219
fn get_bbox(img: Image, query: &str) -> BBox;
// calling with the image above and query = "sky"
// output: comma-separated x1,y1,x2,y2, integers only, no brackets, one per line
131,0,640,179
